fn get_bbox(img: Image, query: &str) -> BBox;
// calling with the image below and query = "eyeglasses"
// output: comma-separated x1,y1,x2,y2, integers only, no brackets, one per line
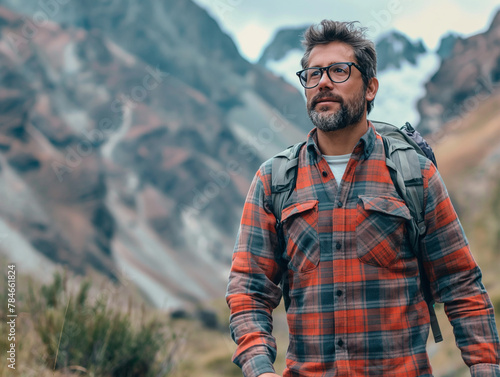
296,62,364,89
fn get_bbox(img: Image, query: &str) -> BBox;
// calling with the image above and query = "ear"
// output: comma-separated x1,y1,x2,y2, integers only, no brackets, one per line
365,77,379,102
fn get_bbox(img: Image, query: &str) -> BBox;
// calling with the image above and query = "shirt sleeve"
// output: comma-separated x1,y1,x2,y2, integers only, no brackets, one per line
226,166,284,377
421,160,500,374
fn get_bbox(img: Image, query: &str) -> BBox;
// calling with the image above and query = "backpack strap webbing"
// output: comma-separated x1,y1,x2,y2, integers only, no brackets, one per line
270,141,306,222
382,136,443,343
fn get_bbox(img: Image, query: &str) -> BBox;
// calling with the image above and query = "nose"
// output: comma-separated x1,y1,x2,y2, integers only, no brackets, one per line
316,69,334,91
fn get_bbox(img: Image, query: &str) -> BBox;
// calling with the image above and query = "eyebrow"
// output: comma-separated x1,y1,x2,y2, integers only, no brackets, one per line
307,61,346,68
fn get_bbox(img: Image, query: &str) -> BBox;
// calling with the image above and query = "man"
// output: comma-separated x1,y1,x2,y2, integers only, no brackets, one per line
226,20,500,377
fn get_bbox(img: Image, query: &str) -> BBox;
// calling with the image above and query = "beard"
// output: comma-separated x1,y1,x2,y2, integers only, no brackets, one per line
307,88,366,132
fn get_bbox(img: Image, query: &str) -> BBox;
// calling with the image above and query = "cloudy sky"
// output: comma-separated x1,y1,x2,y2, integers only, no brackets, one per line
193,0,500,62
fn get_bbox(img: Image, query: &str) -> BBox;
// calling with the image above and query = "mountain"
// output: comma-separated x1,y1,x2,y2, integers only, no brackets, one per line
436,32,462,60
0,1,311,308
375,30,427,71
258,26,308,66
417,10,500,135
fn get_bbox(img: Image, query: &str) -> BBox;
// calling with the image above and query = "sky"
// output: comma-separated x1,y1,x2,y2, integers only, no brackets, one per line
192,0,500,62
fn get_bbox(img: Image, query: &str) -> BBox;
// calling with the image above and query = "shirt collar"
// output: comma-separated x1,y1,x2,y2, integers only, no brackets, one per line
306,121,377,161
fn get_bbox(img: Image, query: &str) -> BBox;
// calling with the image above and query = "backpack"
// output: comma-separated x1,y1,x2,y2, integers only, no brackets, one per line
270,121,443,343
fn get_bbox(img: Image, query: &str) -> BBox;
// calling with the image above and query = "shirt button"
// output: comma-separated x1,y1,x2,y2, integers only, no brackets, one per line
337,339,344,347
322,171,328,177
337,201,343,208
336,290,343,297
336,242,341,250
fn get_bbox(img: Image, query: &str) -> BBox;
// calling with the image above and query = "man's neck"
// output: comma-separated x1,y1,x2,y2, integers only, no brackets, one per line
316,118,369,156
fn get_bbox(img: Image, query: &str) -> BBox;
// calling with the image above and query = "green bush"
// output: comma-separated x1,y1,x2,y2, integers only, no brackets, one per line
29,272,177,377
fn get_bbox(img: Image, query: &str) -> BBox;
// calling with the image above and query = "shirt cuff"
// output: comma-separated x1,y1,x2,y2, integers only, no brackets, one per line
470,363,500,377
241,354,276,377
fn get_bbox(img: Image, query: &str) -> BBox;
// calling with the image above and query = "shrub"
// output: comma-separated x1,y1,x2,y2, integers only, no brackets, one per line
29,272,178,377
196,308,219,330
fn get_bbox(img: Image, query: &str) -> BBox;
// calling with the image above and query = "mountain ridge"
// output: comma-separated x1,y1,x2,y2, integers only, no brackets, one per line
0,2,310,308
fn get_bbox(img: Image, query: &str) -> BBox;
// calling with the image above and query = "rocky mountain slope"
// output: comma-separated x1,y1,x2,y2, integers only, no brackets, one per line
0,1,311,308
417,10,500,134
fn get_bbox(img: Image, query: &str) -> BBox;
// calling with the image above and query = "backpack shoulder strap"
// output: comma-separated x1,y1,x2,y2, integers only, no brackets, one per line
382,136,426,239
382,135,443,343
270,141,306,221
270,141,305,296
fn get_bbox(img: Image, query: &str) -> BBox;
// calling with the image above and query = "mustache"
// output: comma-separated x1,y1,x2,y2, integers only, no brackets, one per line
310,92,344,109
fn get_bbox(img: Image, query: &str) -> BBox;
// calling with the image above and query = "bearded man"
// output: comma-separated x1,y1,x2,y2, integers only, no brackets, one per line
226,20,500,377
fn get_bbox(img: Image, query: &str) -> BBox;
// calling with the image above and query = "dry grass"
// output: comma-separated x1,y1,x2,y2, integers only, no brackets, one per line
0,269,180,377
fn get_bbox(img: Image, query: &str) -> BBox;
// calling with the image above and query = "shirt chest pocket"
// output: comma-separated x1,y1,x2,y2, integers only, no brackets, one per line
356,195,413,268
281,200,320,273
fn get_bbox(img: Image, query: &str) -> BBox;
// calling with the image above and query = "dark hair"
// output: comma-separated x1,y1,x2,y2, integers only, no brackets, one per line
301,20,377,113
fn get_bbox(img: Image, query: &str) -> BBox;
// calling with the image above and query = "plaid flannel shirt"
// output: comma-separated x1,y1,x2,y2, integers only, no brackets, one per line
226,123,500,377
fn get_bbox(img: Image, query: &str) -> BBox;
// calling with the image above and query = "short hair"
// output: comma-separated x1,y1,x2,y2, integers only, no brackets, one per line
301,20,377,113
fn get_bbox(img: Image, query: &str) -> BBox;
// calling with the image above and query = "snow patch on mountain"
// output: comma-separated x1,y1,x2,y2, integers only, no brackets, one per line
369,53,441,126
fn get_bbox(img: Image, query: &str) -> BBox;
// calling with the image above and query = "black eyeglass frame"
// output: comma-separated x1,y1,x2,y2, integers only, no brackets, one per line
296,62,364,89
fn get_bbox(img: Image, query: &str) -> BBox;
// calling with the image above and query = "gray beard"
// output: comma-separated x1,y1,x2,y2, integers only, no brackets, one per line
308,91,366,132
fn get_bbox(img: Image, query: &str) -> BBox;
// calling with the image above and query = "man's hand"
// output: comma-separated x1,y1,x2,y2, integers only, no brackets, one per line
259,374,281,377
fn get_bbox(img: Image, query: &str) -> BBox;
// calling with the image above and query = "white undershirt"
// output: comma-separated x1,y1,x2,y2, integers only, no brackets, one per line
323,153,351,186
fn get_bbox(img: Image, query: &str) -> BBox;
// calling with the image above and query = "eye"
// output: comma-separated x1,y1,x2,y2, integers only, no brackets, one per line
332,64,348,74
309,69,321,77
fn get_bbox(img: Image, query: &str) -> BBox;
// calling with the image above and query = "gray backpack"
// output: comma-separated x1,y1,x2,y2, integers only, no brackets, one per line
270,121,443,343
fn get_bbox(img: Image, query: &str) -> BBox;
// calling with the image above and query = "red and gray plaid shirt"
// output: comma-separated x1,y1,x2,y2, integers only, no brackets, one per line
226,123,500,377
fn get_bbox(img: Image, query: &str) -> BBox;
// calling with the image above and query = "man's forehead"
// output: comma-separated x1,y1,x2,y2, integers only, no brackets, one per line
308,41,356,66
